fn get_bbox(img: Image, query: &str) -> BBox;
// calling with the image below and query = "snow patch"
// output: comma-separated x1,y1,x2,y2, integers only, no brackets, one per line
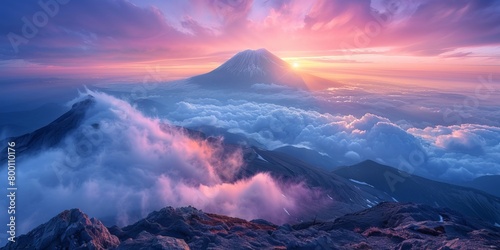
318,151,330,157
438,215,443,222
349,179,374,188
495,222,500,227
283,208,291,216
392,197,398,202
257,154,269,162
365,199,377,208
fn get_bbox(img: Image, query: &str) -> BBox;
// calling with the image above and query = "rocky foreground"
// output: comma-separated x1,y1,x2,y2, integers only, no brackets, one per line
2,202,499,250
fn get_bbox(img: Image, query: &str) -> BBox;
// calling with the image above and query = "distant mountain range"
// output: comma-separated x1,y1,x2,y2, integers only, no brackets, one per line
189,48,340,90
460,175,500,198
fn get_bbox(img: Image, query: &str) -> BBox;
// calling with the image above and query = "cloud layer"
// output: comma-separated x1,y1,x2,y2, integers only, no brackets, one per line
0,91,314,234
168,96,500,181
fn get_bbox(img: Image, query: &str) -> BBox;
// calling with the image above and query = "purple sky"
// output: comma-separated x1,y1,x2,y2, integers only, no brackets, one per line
1,0,499,83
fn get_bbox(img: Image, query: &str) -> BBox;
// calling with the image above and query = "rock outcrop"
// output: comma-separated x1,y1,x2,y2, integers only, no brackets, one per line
3,203,499,249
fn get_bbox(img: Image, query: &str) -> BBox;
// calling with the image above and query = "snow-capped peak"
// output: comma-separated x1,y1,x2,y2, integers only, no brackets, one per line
214,48,290,77
188,48,308,89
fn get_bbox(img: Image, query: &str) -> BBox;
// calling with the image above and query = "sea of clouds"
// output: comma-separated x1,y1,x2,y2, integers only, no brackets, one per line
127,81,500,182
0,91,316,235
168,98,500,181
1,82,499,237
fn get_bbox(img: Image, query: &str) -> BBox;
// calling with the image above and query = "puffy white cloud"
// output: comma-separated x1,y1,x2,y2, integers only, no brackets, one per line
169,99,500,181
170,101,423,165
409,124,500,179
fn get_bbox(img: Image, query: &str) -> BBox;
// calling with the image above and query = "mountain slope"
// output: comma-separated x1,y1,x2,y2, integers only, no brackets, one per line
239,147,394,220
333,160,500,225
273,145,337,170
0,96,95,162
3,203,499,249
0,102,66,138
189,48,339,90
461,175,500,198
2,209,120,250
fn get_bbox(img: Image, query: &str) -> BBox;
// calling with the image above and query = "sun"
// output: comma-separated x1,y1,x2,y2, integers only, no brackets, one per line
292,62,300,69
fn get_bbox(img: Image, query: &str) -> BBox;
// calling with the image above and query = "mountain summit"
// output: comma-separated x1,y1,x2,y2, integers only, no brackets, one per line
215,48,292,78
189,48,338,90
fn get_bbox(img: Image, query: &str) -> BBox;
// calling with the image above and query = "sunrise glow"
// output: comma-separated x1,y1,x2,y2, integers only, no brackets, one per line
0,0,498,88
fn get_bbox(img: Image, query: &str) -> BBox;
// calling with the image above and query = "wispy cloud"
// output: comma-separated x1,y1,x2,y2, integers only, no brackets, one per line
1,0,499,74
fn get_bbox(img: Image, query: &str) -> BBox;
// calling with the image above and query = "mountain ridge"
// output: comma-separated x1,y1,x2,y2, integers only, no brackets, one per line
0,95,95,162
3,203,499,249
333,160,500,225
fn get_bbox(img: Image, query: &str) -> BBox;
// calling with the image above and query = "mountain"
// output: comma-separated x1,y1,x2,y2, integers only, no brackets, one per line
189,48,339,90
0,95,95,162
3,203,499,249
238,147,394,220
273,145,338,170
1,209,120,250
0,102,66,138
333,160,500,225
460,175,500,198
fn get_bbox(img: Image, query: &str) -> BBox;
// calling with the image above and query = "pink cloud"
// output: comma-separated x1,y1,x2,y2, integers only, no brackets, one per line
1,0,499,75
4,90,325,233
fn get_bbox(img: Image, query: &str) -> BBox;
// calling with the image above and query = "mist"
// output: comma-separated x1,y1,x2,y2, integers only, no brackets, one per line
0,90,316,234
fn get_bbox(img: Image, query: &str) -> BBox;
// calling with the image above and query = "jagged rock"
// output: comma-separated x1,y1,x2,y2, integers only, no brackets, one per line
114,203,500,249
117,231,189,250
2,201,500,249
2,208,119,250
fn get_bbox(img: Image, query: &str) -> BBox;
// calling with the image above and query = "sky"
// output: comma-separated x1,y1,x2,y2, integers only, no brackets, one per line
1,0,499,86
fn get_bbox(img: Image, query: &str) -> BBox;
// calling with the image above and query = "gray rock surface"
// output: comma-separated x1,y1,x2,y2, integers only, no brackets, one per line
2,208,119,250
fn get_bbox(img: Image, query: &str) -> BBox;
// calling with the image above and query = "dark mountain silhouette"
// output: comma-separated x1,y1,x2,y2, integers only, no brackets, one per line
0,102,66,138
333,160,500,226
239,147,393,220
461,175,500,198
0,95,95,162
